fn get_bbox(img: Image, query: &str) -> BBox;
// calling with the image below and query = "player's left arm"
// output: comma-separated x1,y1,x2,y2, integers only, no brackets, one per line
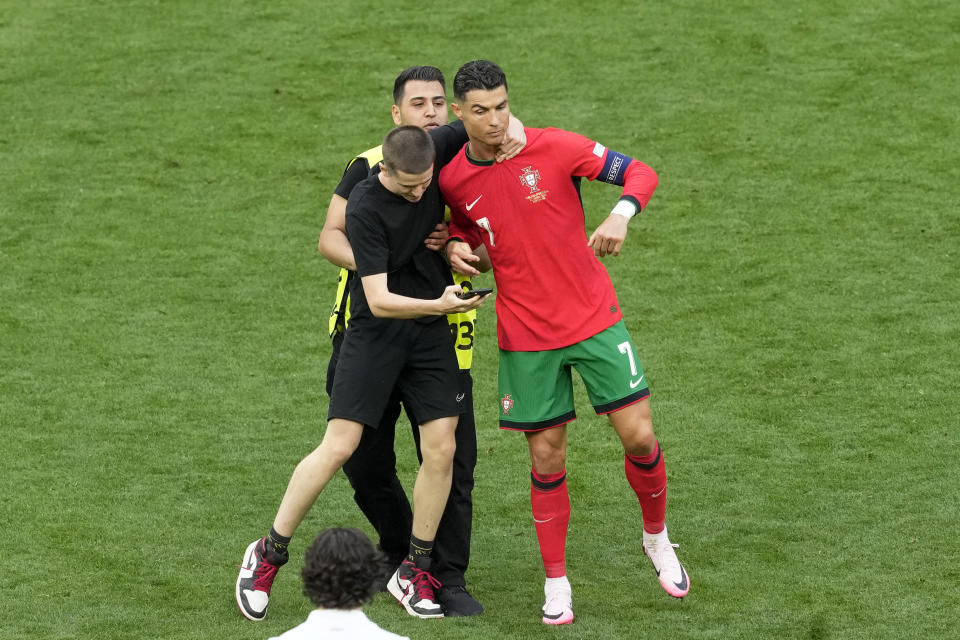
587,150,658,257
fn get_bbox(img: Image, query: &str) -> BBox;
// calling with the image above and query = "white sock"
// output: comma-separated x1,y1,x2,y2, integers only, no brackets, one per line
544,576,571,595
643,525,670,546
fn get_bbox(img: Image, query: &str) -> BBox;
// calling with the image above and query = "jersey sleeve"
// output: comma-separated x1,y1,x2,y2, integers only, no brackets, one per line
448,205,482,249
547,128,658,212
345,205,389,278
334,157,372,200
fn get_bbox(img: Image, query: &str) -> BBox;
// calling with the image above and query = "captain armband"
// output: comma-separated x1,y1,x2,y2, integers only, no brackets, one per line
598,150,634,186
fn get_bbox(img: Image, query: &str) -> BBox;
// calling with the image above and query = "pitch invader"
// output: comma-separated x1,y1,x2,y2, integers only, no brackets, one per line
441,60,690,625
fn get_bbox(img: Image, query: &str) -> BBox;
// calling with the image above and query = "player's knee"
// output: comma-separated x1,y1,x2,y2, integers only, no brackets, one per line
622,426,657,456
528,444,566,474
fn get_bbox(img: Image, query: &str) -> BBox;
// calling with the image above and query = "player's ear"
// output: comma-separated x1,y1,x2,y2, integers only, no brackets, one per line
450,102,462,119
391,104,402,126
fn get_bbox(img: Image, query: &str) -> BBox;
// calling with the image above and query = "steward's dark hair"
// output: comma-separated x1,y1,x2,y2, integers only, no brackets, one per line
393,66,446,104
382,125,436,175
301,527,383,609
453,60,508,101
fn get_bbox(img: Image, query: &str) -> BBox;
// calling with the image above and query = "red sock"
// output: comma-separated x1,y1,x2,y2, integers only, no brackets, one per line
530,468,570,578
625,441,667,534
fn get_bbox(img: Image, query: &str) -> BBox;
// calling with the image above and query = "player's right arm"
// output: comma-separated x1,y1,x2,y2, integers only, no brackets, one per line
318,194,356,270
446,240,482,277
361,273,490,318
444,200,486,276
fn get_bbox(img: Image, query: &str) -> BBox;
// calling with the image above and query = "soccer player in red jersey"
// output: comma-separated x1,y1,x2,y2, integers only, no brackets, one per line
440,60,690,625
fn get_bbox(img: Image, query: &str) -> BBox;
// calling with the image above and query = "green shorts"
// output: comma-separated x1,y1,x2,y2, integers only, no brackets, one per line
498,320,650,431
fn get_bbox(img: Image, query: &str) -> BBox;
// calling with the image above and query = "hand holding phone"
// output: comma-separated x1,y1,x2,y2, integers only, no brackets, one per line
456,287,493,300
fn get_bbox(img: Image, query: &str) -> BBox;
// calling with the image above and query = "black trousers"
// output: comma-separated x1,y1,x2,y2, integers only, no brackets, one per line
327,332,477,586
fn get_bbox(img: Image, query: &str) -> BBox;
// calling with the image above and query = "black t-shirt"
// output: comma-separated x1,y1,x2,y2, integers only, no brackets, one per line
343,121,468,327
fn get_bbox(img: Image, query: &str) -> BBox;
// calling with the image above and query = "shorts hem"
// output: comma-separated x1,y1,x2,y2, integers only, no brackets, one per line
499,410,577,433
594,388,650,415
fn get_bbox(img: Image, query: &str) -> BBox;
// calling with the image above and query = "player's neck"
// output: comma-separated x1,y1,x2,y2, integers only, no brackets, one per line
466,140,497,162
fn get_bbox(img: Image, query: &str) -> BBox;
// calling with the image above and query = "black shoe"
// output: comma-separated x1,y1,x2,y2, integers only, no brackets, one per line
438,584,484,617
373,551,406,593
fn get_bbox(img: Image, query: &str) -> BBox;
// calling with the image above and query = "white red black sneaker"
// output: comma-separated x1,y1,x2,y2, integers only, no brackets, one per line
642,528,690,598
387,559,444,618
541,577,574,625
236,538,288,621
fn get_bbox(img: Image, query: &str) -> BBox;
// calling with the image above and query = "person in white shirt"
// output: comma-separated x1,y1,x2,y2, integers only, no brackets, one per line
269,527,409,640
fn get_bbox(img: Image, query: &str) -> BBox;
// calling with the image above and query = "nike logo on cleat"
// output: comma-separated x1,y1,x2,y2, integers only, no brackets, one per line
673,565,688,591
543,612,564,620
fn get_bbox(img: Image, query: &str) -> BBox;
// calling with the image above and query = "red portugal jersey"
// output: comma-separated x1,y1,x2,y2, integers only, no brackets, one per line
440,127,657,351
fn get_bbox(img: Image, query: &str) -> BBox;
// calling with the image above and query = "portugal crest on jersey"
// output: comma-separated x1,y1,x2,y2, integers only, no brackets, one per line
519,166,548,203
500,393,514,416
519,166,541,192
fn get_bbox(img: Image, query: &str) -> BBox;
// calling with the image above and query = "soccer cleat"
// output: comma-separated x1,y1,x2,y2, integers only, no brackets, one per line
236,537,288,621
437,584,484,617
541,580,574,625
642,530,690,598
387,559,444,618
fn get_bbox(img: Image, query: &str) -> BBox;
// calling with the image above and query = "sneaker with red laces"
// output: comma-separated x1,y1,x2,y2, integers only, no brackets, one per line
236,538,288,621
387,558,444,618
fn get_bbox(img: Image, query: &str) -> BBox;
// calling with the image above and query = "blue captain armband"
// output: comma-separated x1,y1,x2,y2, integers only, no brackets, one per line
598,150,634,186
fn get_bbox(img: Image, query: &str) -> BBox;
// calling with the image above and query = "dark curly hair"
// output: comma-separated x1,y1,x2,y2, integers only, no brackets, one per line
453,59,507,101
301,527,384,609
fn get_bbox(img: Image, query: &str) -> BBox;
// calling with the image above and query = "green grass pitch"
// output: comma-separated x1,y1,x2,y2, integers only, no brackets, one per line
1,1,957,639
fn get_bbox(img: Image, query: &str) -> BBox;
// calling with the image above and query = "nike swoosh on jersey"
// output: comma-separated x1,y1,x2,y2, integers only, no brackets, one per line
465,195,482,211
630,375,645,389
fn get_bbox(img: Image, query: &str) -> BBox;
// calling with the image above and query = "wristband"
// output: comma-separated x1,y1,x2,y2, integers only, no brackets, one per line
611,199,637,220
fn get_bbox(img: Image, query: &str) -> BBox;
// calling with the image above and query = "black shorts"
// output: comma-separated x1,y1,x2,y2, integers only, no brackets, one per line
328,317,463,427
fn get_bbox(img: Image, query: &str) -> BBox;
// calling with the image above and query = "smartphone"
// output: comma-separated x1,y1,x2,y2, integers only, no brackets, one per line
456,287,493,300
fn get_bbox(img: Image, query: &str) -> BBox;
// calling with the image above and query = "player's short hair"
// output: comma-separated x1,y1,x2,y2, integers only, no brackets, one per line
301,527,383,609
453,60,508,101
393,65,446,104
382,125,436,175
